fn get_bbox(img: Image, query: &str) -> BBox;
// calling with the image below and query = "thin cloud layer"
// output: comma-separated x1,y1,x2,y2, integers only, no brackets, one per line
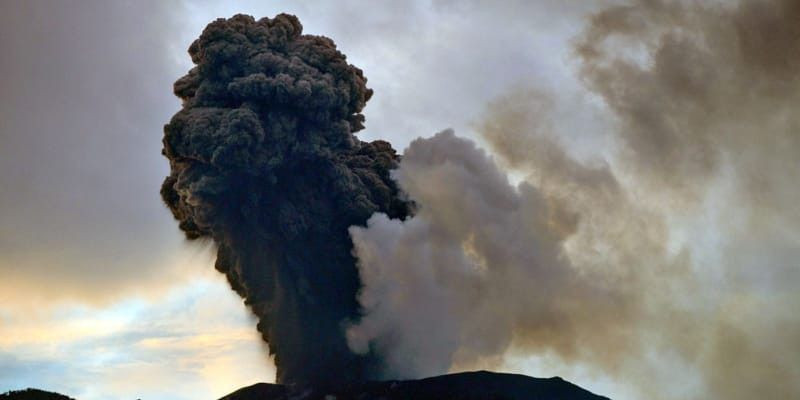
0,0,194,304
0,277,274,400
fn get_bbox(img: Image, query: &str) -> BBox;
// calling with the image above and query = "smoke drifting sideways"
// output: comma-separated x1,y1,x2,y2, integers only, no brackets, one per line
160,14,409,386
347,0,800,399
347,130,642,379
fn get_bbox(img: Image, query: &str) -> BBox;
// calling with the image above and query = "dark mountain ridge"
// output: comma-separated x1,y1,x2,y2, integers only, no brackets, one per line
0,389,75,400
1,371,609,400
220,370,610,400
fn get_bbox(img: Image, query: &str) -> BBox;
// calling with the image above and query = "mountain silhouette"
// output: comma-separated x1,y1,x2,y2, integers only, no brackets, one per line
1,389,75,400
220,370,610,400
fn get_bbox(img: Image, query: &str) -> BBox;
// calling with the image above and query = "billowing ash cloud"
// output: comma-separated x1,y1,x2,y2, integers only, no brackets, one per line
347,0,800,399
160,14,409,385
347,130,642,379
575,0,800,210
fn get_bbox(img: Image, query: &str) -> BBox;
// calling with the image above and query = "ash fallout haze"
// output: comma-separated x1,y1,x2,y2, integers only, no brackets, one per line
1,1,799,400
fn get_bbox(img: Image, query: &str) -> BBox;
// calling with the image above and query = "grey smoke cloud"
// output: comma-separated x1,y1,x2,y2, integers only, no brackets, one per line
574,5,800,397
575,0,800,211
348,0,800,398
348,130,643,379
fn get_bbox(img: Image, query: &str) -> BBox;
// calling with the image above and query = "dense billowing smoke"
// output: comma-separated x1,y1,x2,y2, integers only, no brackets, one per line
347,0,800,399
347,130,647,379
575,0,800,219
160,14,409,385
346,127,673,382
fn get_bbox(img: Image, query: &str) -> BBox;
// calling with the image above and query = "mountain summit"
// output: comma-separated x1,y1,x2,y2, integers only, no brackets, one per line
219,370,610,400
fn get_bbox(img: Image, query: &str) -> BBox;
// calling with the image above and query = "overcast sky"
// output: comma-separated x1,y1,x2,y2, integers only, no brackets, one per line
1,1,797,399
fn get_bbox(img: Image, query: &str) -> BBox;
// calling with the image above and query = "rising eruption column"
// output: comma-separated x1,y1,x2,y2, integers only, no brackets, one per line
160,14,410,386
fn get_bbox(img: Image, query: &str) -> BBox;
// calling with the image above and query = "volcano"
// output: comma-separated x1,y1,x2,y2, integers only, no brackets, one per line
1,371,608,400
219,371,610,400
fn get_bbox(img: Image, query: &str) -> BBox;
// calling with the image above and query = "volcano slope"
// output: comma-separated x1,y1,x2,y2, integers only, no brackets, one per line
219,371,610,400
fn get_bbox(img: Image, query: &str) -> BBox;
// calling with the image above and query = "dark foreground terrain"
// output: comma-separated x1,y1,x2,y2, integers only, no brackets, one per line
1,371,609,400
0,389,75,400
220,371,610,400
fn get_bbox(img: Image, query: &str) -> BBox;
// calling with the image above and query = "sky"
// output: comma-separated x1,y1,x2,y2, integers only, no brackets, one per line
1,1,798,399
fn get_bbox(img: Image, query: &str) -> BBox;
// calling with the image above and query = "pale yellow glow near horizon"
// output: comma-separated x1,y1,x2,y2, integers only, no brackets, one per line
0,259,276,400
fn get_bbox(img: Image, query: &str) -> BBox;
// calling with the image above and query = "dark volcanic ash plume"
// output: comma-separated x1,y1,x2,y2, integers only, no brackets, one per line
160,14,409,385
